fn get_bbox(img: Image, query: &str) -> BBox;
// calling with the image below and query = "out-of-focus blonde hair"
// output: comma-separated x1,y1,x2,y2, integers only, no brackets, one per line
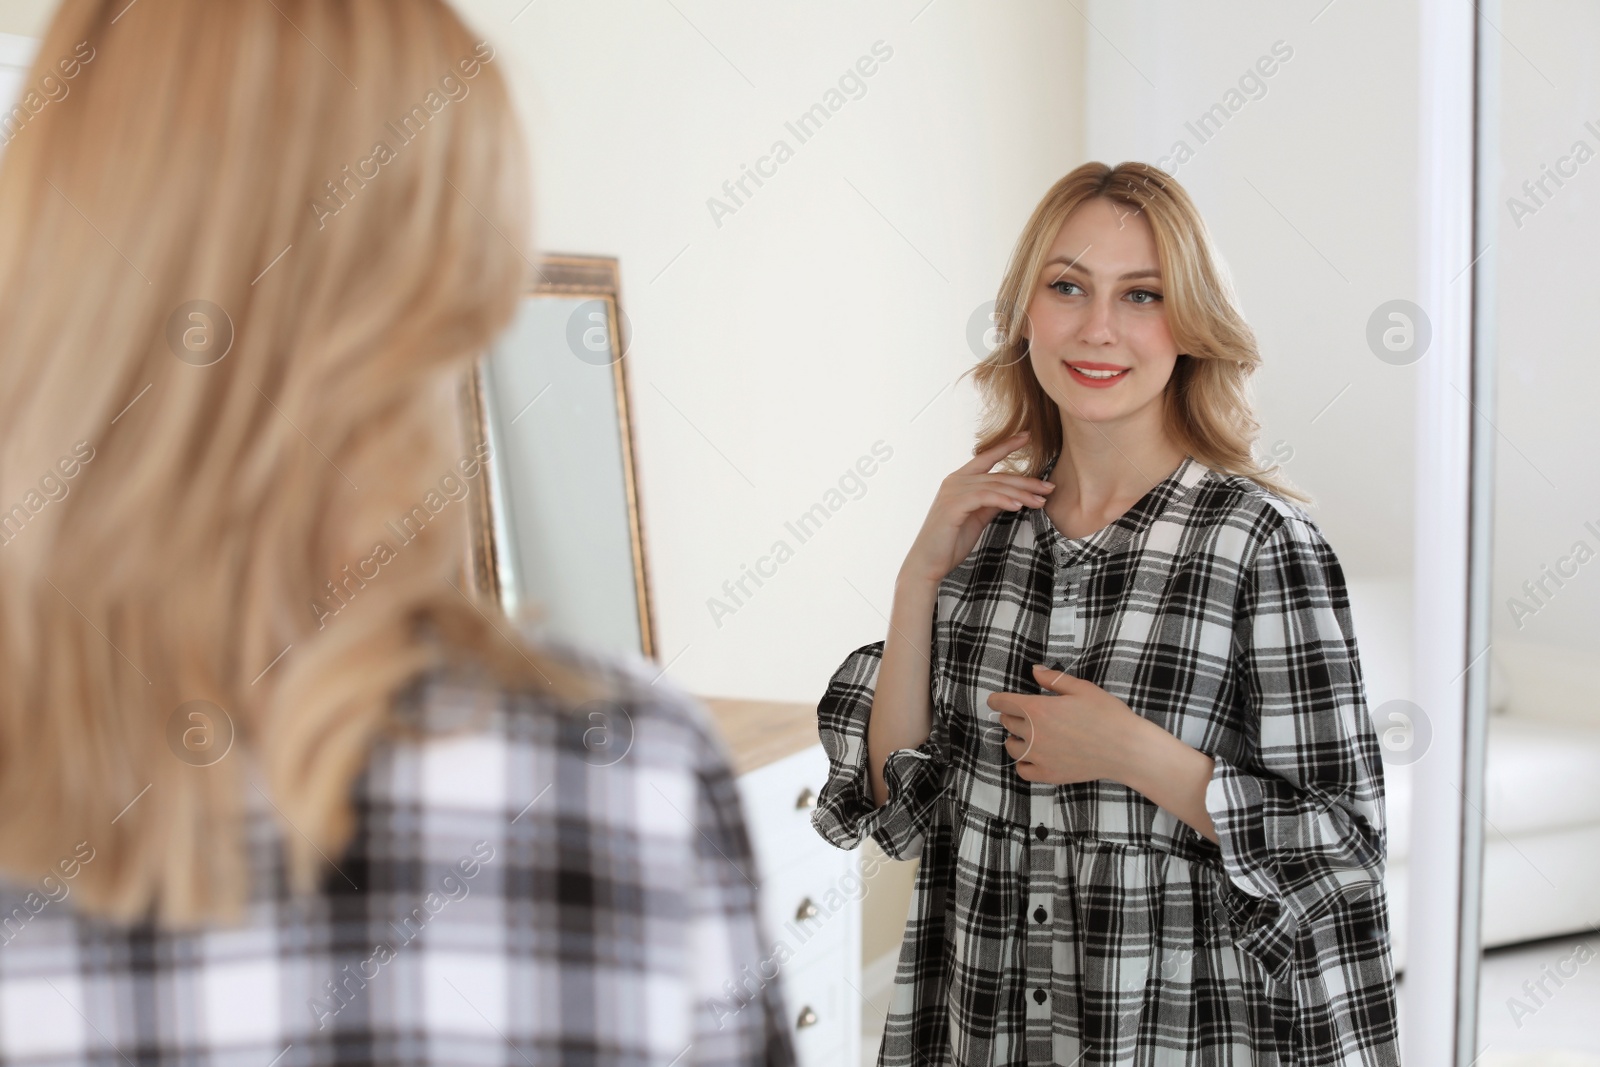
963,160,1310,505
0,0,613,927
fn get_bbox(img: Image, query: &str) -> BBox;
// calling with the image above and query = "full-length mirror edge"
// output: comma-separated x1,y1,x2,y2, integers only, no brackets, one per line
1404,1,1511,1061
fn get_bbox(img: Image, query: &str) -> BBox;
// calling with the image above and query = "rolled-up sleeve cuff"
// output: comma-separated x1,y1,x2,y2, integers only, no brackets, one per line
865,738,947,859
811,732,946,861
811,640,949,860
1205,752,1299,984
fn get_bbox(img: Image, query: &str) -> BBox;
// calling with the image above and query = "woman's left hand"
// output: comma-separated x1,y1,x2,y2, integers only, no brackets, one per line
988,664,1147,785
991,664,1221,842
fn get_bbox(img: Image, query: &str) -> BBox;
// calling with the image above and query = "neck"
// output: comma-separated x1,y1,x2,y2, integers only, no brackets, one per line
1047,428,1187,535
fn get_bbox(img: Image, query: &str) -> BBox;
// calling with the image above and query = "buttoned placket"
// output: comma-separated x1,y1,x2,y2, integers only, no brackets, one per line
1023,539,1081,1060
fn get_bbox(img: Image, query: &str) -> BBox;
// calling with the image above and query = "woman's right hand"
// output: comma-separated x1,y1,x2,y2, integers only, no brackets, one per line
898,430,1056,589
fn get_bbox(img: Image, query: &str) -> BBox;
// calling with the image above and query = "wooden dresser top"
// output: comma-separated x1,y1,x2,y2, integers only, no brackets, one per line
697,695,819,776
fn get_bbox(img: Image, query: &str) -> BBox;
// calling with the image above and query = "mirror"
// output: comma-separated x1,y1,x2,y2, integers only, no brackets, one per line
1471,2,1600,1059
462,254,657,661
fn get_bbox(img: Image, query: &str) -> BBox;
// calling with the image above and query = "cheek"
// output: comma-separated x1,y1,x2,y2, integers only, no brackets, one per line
1028,348,1070,406
1131,360,1178,403
1128,305,1178,347
1140,354,1179,389
1022,292,1074,345
1124,316,1180,375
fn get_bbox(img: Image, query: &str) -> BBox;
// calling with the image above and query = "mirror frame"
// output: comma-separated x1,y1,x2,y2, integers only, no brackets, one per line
1406,1,1496,1061
459,253,658,661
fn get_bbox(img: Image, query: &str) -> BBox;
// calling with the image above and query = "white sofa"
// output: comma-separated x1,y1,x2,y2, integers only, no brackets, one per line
1349,581,1600,972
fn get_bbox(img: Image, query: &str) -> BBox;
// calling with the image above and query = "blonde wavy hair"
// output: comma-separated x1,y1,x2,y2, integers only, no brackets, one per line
964,160,1310,505
0,0,615,927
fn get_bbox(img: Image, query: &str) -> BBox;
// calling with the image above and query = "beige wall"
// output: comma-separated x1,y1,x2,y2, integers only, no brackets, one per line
1488,1,1600,664
0,0,49,37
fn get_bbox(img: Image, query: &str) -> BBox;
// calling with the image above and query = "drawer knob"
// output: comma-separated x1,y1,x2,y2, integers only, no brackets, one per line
794,897,819,921
794,786,816,810
795,1005,818,1029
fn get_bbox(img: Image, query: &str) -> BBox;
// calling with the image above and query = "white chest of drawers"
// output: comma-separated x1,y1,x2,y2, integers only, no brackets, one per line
735,742,862,1065
700,688,863,1067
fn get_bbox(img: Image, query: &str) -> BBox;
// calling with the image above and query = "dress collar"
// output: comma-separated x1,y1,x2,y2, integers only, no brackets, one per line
1028,453,1210,567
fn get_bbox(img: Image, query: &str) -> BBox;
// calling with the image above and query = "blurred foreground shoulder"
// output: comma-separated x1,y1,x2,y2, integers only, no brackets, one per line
393,626,738,773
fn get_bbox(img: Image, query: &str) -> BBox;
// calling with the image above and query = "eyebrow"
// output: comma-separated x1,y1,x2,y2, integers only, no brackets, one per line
1044,256,1161,281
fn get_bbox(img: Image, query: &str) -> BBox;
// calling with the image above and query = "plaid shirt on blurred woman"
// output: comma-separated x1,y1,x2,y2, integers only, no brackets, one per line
0,638,796,1067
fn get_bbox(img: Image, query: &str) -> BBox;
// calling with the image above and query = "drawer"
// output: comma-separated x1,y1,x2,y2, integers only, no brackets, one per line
736,744,836,884
754,848,856,975
778,952,848,1067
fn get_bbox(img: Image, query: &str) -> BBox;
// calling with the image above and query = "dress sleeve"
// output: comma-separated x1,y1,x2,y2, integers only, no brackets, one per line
1205,514,1390,988
810,640,950,861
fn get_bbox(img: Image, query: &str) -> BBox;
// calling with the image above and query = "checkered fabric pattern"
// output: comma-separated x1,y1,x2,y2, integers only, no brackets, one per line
0,637,796,1067
813,453,1400,1065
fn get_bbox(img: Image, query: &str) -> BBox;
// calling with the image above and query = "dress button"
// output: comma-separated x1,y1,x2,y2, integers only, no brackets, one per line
1034,824,1047,841
1033,906,1047,923
1033,987,1048,1004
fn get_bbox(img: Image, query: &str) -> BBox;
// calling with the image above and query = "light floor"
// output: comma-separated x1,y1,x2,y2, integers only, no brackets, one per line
1475,932,1600,1064
858,932,1600,1066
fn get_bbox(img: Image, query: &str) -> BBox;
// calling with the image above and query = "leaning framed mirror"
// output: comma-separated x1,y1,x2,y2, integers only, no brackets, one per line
458,253,658,661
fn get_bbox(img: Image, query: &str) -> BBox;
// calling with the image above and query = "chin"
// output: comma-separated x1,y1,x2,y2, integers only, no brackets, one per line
1063,406,1126,424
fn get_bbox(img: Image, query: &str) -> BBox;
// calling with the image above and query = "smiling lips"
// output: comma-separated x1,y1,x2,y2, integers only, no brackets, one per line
1065,360,1130,388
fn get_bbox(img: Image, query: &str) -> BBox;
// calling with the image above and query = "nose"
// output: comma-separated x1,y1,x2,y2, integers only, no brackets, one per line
1077,293,1117,346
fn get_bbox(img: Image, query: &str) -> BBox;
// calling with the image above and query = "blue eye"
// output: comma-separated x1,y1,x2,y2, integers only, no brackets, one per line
1050,280,1083,296
1128,289,1163,304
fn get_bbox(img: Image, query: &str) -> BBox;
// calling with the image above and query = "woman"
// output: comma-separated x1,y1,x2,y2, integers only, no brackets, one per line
0,2,792,1064
813,162,1399,1065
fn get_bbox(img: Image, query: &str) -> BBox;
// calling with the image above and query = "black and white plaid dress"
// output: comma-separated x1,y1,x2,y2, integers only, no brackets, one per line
812,453,1400,1065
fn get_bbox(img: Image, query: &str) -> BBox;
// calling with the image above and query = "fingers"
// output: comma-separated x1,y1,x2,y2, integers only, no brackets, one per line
957,430,1031,476
969,488,1041,513
950,466,1054,515
1031,663,1078,692
994,707,1034,747
946,434,1054,516
988,691,1040,717
938,480,1045,520
964,477,1052,511
954,469,1052,506
995,707,1030,731
986,472,1057,495
988,690,1042,713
